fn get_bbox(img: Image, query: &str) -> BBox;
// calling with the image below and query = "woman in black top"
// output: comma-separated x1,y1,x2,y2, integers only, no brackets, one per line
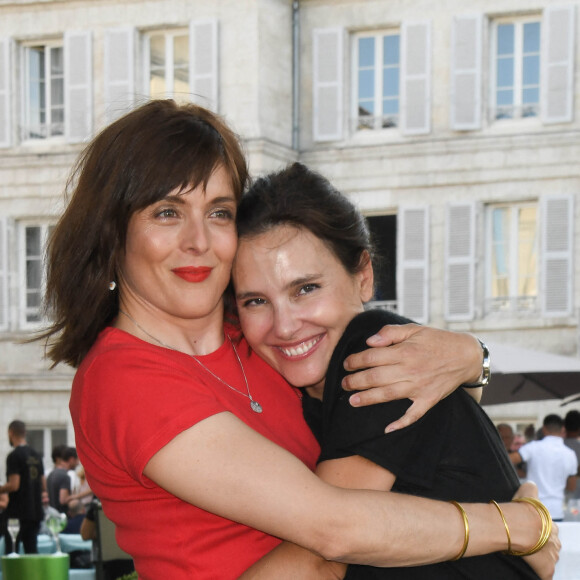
233,162,554,579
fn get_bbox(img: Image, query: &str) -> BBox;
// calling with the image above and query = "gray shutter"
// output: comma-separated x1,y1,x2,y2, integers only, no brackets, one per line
541,194,573,317
445,202,476,321
189,20,219,111
542,5,575,124
397,206,429,323
450,15,482,130
104,27,135,124
400,21,431,136
0,217,8,331
65,30,93,142
0,38,11,148
312,27,344,142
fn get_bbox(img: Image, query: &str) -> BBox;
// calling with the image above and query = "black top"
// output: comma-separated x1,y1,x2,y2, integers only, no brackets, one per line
302,310,539,579
5,444,45,521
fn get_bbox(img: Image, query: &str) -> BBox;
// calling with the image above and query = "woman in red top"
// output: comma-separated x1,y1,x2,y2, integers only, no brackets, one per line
41,100,558,579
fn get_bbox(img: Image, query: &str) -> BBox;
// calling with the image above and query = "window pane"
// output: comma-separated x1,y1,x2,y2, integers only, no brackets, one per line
491,208,510,297
50,46,63,76
26,227,41,256
28,47,46,134
358,99,374,116
497,89,513,106
27,430,45,459
523,22,540,53
383,98,398,115
173,34,189,95
149,34,167,97
517,206,537,297
497,58,514,88
358,37,374,67
497,24,514,55
522,87,539,104
383,35,399,66
358,69,374,99
26,260,42,289
383,67,399,98
522,55,540,85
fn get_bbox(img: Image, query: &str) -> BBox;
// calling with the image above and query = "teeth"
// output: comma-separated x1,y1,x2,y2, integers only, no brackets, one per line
280,337,321,357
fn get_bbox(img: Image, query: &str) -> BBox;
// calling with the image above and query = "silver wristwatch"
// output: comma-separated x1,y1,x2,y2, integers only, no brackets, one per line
465,338,490,387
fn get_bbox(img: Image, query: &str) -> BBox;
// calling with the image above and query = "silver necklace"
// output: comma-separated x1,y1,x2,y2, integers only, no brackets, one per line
118,309,262,413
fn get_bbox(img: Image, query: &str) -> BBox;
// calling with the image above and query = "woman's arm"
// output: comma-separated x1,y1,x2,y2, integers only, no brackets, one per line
343,324,484,432
240,455,396,578
143,411,550,567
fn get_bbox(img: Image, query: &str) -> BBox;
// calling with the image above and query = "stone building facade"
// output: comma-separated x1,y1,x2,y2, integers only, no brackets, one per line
0,0,578,466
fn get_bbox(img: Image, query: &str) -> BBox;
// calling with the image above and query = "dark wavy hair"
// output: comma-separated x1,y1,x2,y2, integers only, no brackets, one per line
236,162,374,276
41,99,248,368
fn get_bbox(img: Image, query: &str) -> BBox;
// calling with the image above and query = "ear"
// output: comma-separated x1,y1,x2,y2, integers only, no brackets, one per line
357,250,375,303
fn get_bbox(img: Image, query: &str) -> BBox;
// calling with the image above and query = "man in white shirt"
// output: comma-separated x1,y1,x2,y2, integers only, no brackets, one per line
510,414,578,520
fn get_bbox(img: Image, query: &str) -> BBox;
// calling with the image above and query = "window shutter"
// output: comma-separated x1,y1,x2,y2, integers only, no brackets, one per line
312,27,344,142
541,194,573,317
65,30,93,143
189,20,219,111
104,27,135,124
0,217,8,331
450,15,482,131
400,21,431,136
0,38,11,148
397,206,429,323
445,202,476,321
542,5,575,124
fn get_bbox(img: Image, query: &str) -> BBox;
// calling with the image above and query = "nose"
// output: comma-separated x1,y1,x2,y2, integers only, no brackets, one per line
271,301,302,341
183,218,210,254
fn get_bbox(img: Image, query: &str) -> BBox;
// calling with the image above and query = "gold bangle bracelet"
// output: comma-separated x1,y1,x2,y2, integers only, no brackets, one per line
449,500,470,561
490,500,512,553
509,497,552,556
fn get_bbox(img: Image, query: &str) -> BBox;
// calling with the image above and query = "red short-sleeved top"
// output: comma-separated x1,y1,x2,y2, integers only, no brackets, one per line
70,326,319,579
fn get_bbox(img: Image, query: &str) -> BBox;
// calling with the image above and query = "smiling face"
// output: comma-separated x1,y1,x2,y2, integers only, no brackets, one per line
233,225,373,396
119,165,238,332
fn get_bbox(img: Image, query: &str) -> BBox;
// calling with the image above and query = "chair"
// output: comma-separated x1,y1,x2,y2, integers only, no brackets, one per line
93,501,134,580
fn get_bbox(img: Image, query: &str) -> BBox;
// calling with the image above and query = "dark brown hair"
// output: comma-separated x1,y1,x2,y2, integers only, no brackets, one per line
41,100,248,368
236,162,374,276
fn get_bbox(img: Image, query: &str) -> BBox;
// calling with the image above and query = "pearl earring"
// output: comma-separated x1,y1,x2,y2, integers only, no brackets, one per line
108,281,117,291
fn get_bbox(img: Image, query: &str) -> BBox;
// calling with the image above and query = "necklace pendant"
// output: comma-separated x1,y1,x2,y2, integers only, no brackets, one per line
250,400,263,413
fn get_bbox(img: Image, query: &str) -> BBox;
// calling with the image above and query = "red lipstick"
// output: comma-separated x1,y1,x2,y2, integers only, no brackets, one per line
172,267,212,283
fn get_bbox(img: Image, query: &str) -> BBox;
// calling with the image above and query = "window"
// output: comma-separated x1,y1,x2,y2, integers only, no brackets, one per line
492,18,541,120
353,31,400,131
486,202,538,313
366,215,398,312
22,43,64,140
19,222,54,326
27,426,68,467
144,29,190,100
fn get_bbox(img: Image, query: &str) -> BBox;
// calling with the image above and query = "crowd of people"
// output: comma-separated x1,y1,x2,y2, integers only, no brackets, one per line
0,420,93,554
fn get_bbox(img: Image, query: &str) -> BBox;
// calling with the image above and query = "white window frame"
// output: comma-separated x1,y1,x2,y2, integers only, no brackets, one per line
351,29,401,132
20,40,65,142
485,201,538,315
143,28,189,100
489,16,542,122
18,221,53,329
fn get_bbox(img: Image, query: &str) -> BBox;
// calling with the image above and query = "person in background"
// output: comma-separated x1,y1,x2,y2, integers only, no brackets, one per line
63,498,86,534
497,423,526,480
0,420,46,553
65,447,81,495
511,414,578,521
564,410,580,501
0,487,8,545
67,465,94,507
47,444,73,513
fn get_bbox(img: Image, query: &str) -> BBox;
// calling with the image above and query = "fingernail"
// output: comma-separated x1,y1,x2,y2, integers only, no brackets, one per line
349,395,360,406
367,334,381,345
385,426,396,433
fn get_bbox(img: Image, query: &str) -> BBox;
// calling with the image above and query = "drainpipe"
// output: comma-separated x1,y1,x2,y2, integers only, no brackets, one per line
292,0,300,151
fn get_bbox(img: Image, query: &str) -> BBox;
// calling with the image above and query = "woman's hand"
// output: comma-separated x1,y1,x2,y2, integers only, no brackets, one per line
512,482,561,580
342,324,483,432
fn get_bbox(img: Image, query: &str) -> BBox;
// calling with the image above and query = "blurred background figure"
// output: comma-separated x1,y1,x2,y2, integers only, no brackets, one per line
510,414,578,521
564,410,580,502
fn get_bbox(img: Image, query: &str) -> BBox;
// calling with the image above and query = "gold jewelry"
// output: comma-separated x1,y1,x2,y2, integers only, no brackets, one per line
449,501,469,561
509,497,552,556
118,309,263,413
490,500,511,553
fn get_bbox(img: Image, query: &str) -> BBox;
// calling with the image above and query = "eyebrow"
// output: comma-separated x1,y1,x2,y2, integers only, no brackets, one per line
235,274,321,300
